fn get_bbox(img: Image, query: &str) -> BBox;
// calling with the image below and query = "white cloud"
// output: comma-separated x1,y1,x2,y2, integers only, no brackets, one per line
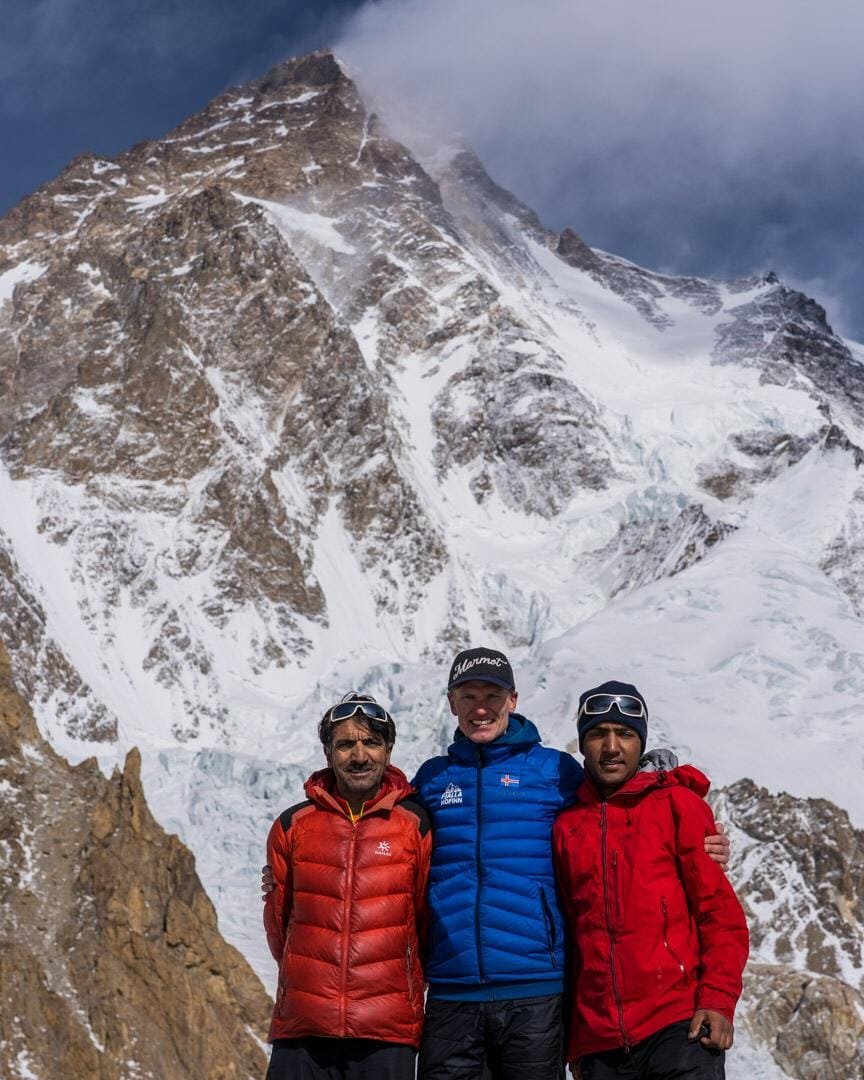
336,0,864,339
338,0,863,151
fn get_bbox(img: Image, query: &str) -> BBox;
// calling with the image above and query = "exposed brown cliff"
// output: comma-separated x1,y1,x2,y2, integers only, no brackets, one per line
713,780,864,1079
0,640,270,1079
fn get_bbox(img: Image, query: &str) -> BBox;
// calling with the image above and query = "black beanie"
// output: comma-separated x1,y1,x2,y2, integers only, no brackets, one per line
577,680,648,753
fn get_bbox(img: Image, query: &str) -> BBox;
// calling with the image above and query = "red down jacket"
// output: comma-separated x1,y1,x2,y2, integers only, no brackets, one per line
264,765,431,1047
552,765,749,1061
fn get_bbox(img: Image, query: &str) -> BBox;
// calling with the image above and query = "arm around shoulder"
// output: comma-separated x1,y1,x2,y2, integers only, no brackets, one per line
670,786,749,1019
414,821,433,949
557,750,585,806
263,814,293,963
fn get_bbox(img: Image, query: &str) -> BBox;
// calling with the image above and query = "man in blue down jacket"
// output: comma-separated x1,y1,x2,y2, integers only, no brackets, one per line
413,649,728,1080
413,647,580,1080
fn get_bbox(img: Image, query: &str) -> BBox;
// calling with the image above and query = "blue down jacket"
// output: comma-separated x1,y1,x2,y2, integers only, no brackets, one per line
412,714,584,1000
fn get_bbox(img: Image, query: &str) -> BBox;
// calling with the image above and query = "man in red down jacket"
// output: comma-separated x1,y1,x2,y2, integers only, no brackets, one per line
552,681,749,1080
263,692,432,1080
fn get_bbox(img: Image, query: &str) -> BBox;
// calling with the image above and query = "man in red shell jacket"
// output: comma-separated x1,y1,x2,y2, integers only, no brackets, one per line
263,693,432,1080
552,681,749,1080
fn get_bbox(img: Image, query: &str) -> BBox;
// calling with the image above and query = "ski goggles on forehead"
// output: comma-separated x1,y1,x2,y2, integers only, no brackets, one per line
577,693,645,720
324,700,394,728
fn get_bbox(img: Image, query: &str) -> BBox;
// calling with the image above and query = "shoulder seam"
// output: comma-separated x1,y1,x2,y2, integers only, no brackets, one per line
279,798,314,831
398,798,432,837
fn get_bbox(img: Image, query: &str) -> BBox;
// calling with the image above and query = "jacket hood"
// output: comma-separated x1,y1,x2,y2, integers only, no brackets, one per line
449,712,541,758
581,762,711,804
304,764,413,812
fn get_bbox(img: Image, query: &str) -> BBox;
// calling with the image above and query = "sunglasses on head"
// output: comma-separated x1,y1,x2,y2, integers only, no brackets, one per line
577,693,645,720
324,695,394,728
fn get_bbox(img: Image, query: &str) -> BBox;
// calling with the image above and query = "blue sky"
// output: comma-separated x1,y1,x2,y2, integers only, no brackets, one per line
2,0,861,341
0,1,364,214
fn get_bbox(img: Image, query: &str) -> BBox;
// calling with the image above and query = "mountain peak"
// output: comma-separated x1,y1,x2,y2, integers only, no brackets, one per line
254,48,348,95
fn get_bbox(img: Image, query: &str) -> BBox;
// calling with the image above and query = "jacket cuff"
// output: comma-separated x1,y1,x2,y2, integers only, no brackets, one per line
695,988,737,1021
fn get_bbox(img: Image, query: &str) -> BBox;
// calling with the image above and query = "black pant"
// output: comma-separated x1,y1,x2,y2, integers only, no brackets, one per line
578,1021,725,1079
266,1037,416,1080
418,994,565,1080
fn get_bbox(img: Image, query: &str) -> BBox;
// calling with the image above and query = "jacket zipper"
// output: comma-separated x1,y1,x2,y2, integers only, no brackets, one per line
474,746,486,984
612,849,622,929
661,896,687,982
339,817,358,1035
406,943,416,1001
601,802,629,1051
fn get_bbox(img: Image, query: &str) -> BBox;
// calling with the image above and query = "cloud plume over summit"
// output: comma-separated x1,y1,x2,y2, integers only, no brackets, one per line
337,0,864,338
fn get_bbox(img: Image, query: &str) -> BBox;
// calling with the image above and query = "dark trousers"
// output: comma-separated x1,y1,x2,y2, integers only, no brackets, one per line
578,1021,725,1079
418,993,565,1080
266,1037,416,1080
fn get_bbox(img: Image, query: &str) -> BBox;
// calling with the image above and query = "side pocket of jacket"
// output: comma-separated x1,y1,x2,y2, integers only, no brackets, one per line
275,979,286,1018
539,885,559,967
660,896,687,986
406,943,417,1002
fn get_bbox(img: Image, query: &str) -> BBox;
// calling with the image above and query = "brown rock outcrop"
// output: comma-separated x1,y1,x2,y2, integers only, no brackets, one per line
0,640,270,1079
741,963,864,1080
713,780,864,982
713,780,864,1078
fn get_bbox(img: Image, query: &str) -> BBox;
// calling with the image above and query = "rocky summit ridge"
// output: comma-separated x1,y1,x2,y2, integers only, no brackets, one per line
2,48,864,1079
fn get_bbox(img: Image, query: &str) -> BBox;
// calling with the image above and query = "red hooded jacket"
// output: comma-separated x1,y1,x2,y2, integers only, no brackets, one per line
552,765,749,1060
264,765,432,1047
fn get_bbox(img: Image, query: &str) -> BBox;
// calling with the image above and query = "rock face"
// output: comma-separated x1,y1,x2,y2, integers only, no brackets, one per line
0,642,270,1079
716,780,864,983
741,964,864,1080
0,529,118,743
713,781,864,1079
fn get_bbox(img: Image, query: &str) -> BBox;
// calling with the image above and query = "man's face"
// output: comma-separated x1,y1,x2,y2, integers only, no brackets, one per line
582,721,642,795
448,680,517,744
325,718,392,805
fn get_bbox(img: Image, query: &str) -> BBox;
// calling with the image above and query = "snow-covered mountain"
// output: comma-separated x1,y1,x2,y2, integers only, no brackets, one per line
2,49,863,1077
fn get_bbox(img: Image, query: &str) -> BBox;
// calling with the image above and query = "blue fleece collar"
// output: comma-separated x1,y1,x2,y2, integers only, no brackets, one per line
449,712,541,759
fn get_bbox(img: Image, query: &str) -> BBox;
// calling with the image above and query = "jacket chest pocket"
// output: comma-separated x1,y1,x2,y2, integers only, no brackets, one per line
610,850,625,931
609,812,643,917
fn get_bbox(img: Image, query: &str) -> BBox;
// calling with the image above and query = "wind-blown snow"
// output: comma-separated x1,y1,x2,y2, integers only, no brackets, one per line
234,193,357,255
124,191,169,212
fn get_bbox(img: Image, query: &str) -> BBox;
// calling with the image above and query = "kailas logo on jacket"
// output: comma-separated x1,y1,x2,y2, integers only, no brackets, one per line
374,840,392,856
440,782,463,806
